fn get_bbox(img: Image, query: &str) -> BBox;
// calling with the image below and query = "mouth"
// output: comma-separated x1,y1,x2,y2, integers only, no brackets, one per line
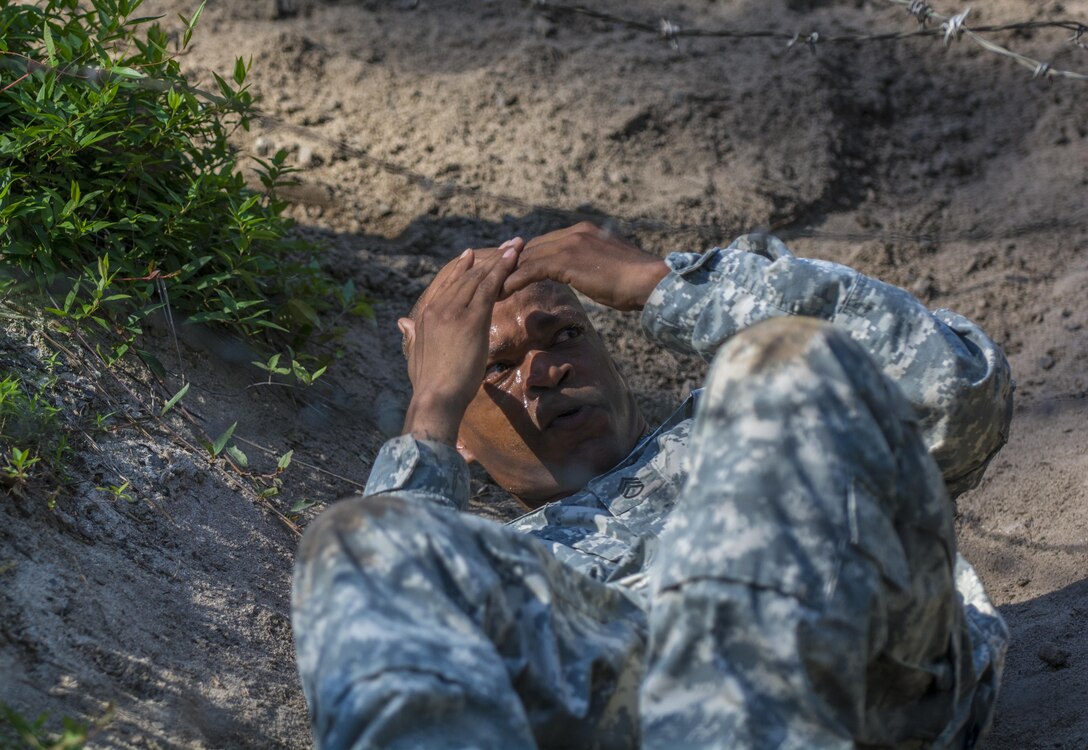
546,404,595,431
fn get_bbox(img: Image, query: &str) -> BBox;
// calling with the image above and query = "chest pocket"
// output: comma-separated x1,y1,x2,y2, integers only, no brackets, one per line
606,468,669,516
604,441,688,536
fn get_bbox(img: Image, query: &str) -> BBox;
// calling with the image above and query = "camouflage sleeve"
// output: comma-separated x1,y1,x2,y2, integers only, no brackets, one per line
640,233,1014,497
363,435,470,512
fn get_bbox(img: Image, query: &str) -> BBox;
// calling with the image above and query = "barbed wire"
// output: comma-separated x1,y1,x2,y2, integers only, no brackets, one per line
3,4,1087,248
239,108,1088,248
531,0,1088,80
885,0,1088,79
2,52,1083,247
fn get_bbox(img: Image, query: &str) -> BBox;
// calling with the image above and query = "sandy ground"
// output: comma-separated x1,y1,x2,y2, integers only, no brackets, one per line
2,0,1086,747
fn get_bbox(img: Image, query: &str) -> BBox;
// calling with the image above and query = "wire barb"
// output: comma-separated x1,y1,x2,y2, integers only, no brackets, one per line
908,0,933,27
659,18,680,49
785,31,820,53
1072,25,1088,49
941,8,970,46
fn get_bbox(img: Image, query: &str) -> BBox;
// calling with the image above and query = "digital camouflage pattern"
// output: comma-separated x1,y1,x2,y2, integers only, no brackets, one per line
645,233,1013,499
293,235,1013,749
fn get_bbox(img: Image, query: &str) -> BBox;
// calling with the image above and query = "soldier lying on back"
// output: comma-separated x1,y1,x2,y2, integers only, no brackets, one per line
293,222,1013,749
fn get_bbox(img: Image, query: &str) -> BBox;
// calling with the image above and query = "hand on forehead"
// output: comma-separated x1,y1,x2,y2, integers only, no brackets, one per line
415,239,524,317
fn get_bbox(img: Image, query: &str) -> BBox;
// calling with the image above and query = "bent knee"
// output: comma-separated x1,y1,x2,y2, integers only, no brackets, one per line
298,493,415,566
711,316,859,380
718,315,835,374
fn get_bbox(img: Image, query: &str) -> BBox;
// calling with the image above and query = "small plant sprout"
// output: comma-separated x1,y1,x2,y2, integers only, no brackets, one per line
95,481,134,502
93,412,118,433
0,371,70,487
252,352,328,387
291,359,327,387
2,447,41,482
253,353,291,384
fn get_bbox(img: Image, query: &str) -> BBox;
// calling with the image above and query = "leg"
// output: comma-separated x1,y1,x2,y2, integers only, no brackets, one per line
292,494,647,750
642,317,998,748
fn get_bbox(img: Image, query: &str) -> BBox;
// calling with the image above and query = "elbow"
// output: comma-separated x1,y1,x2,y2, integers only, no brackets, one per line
927,339,1015,499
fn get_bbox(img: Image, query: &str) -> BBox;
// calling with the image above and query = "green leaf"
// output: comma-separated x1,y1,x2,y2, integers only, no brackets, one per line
289,499,316,513
109,66,145,79
276,449,293,471
210,422,237,457
63,286,78,313
232,57,246,86
287,298,321,328
159,382,190,416
136,350,167,379
43,22,56,65
225,444,248,468
79,130,118,147
189,0,207,30
128,14,167,25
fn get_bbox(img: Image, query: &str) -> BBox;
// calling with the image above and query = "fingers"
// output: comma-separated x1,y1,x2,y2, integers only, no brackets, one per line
424,241,522,315
472,242,521,304
498,237,525,253
522,221,600,251
425,246,478,306
501,237,569,297
455,242,519,309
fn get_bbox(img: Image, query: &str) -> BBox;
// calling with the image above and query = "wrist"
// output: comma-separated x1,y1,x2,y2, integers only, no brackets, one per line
628,259,670,310
402,390,467,447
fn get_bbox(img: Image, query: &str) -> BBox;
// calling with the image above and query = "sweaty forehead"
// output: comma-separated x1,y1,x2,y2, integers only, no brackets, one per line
492,281,584,326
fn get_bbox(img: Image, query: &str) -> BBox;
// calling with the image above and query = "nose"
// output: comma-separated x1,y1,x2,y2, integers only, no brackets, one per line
524,349,573,390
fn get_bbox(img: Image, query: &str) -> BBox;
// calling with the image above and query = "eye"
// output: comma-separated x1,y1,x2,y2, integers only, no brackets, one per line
554,325,584,345
485,361,512,381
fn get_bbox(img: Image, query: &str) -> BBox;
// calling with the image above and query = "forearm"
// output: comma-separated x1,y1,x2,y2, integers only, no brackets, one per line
641,233,1014,496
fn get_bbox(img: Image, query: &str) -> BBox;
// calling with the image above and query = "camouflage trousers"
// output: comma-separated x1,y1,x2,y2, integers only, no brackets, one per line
292,318,998,749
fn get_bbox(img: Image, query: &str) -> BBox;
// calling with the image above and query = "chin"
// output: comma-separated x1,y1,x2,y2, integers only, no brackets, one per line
554,438,625,489
513,450,613,507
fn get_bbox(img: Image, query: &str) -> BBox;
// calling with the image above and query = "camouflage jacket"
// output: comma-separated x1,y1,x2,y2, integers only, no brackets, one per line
364,234,1014,601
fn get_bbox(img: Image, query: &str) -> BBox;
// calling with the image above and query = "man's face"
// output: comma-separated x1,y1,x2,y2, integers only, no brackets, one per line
456,281,645,508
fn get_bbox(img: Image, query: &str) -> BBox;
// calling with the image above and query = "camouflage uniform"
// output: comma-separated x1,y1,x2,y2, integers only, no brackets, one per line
293,234,1013,749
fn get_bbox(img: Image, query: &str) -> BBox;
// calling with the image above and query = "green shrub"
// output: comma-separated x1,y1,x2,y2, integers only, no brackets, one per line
0,0,358,350
0,367,69,485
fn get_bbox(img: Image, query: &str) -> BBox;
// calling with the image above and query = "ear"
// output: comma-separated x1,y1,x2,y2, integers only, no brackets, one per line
397,317,415,362
455,436,477,465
